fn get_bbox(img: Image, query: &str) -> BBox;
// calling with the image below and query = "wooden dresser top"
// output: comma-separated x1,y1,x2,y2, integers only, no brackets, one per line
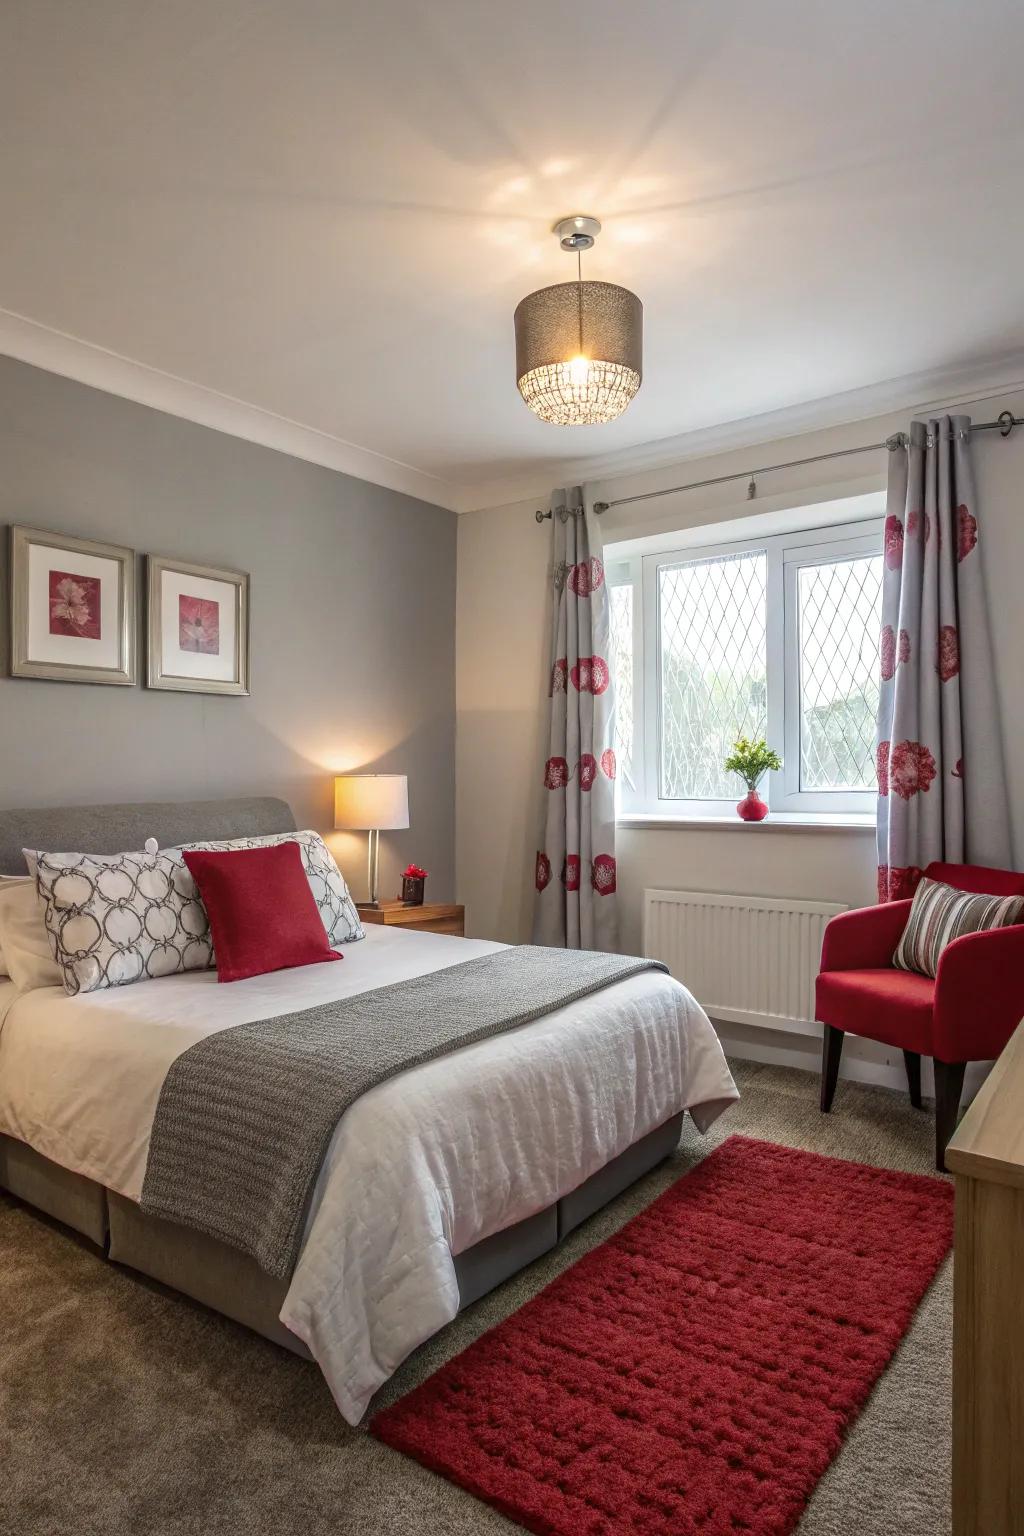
946,1018,1024,1190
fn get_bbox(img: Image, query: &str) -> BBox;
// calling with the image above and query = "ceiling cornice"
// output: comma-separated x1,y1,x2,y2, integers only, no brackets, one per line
5,307,1024,520
451,350,1024,512
0,308,461,512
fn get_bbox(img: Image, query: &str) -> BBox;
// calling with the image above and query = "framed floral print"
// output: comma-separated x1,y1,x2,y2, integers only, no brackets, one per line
147,555,250,695
9,524,136,685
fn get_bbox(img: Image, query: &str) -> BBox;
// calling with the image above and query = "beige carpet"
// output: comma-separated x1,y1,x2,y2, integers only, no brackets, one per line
0,1061,952,1536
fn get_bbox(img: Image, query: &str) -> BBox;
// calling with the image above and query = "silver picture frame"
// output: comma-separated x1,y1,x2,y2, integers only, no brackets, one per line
9,524,137,686
147,555,250,695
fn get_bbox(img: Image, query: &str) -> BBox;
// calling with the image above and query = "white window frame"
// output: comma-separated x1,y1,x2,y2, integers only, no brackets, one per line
780,528,883,813
611,515,883,819
606,555,642,796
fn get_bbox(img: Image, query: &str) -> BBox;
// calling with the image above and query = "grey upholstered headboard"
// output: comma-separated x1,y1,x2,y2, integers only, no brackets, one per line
0,797,297,877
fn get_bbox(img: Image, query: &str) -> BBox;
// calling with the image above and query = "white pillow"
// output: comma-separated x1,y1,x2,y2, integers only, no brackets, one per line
180,829,364,946
33,848,213,996
0,876,63,993
1,841,163,993
21,837,159,881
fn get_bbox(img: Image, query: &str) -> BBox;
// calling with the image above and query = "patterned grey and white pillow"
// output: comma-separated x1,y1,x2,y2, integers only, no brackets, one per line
178,829,364,946
34,849,214,996
893,875,1024,978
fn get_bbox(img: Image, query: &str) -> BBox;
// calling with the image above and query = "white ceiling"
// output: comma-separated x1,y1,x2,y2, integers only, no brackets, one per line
3,0,1024,511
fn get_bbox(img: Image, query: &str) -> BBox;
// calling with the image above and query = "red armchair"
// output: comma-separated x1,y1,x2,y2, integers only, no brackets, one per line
816,861,1024,1170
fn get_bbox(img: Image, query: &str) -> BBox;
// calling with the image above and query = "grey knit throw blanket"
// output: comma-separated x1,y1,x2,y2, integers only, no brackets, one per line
141,945,668,1279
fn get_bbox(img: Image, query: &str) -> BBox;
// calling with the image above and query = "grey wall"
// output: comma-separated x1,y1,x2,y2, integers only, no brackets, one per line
0,356,457,903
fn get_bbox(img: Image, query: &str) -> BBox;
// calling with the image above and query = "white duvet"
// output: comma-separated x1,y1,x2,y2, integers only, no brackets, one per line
0,927,737,1422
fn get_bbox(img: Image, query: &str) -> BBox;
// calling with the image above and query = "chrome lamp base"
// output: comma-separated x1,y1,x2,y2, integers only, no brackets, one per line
366,827,381,907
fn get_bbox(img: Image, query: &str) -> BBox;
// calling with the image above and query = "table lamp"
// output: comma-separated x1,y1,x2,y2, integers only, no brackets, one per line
333,774,409,908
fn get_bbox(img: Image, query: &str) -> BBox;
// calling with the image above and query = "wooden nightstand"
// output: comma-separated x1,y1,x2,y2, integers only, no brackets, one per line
357,901,465,937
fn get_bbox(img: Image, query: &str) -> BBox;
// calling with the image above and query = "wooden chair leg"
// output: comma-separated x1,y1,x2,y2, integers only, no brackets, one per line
903,1049,923,1109
934,1058,967,1172
820,1025,844,1112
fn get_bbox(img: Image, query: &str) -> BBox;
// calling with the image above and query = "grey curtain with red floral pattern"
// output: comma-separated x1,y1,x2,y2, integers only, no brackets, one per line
533,487,618,951
876,415,1010,900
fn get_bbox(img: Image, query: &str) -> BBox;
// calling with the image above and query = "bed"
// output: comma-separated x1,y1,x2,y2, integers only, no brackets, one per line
0,795,738,1423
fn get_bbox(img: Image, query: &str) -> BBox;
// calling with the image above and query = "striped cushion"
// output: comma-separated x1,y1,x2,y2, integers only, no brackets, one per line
893,876,1024,978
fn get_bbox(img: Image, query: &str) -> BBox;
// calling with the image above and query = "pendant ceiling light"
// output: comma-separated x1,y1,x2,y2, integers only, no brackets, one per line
514,216,642,426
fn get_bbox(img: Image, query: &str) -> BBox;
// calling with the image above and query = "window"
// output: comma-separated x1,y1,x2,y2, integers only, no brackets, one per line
608,580,638,789
658,550,767,800
608,515,883,818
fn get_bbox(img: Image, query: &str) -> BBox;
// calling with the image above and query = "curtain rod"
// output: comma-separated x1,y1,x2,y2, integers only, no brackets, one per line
534,409,1022,521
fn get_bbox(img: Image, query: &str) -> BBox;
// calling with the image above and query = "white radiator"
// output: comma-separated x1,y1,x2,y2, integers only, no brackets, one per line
643,888,847,1036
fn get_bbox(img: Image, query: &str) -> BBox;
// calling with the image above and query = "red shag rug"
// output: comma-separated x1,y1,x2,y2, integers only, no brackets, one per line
371,1135,953,1536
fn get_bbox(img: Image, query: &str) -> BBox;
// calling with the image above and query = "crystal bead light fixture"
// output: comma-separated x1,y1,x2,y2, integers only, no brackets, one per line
514,217,643,426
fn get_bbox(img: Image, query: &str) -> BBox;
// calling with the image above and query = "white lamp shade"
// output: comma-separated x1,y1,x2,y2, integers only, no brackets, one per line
334,774,409,831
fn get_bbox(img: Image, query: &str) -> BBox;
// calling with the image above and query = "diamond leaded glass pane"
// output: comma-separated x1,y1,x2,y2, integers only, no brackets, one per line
609,582,635,787
798,555,883,790
659,552,767,799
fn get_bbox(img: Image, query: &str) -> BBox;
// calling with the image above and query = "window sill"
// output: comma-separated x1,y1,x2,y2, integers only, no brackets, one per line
616,811,876,834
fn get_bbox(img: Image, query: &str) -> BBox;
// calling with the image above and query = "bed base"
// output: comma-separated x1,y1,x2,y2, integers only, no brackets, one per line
1,1115,683,1358
0,1134,108,1249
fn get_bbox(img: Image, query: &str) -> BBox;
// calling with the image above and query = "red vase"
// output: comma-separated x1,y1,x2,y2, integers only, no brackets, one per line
737,790,769,822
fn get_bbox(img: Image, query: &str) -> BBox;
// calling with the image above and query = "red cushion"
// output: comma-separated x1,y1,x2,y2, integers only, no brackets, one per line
182,842,342,984
815,967,936,1055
